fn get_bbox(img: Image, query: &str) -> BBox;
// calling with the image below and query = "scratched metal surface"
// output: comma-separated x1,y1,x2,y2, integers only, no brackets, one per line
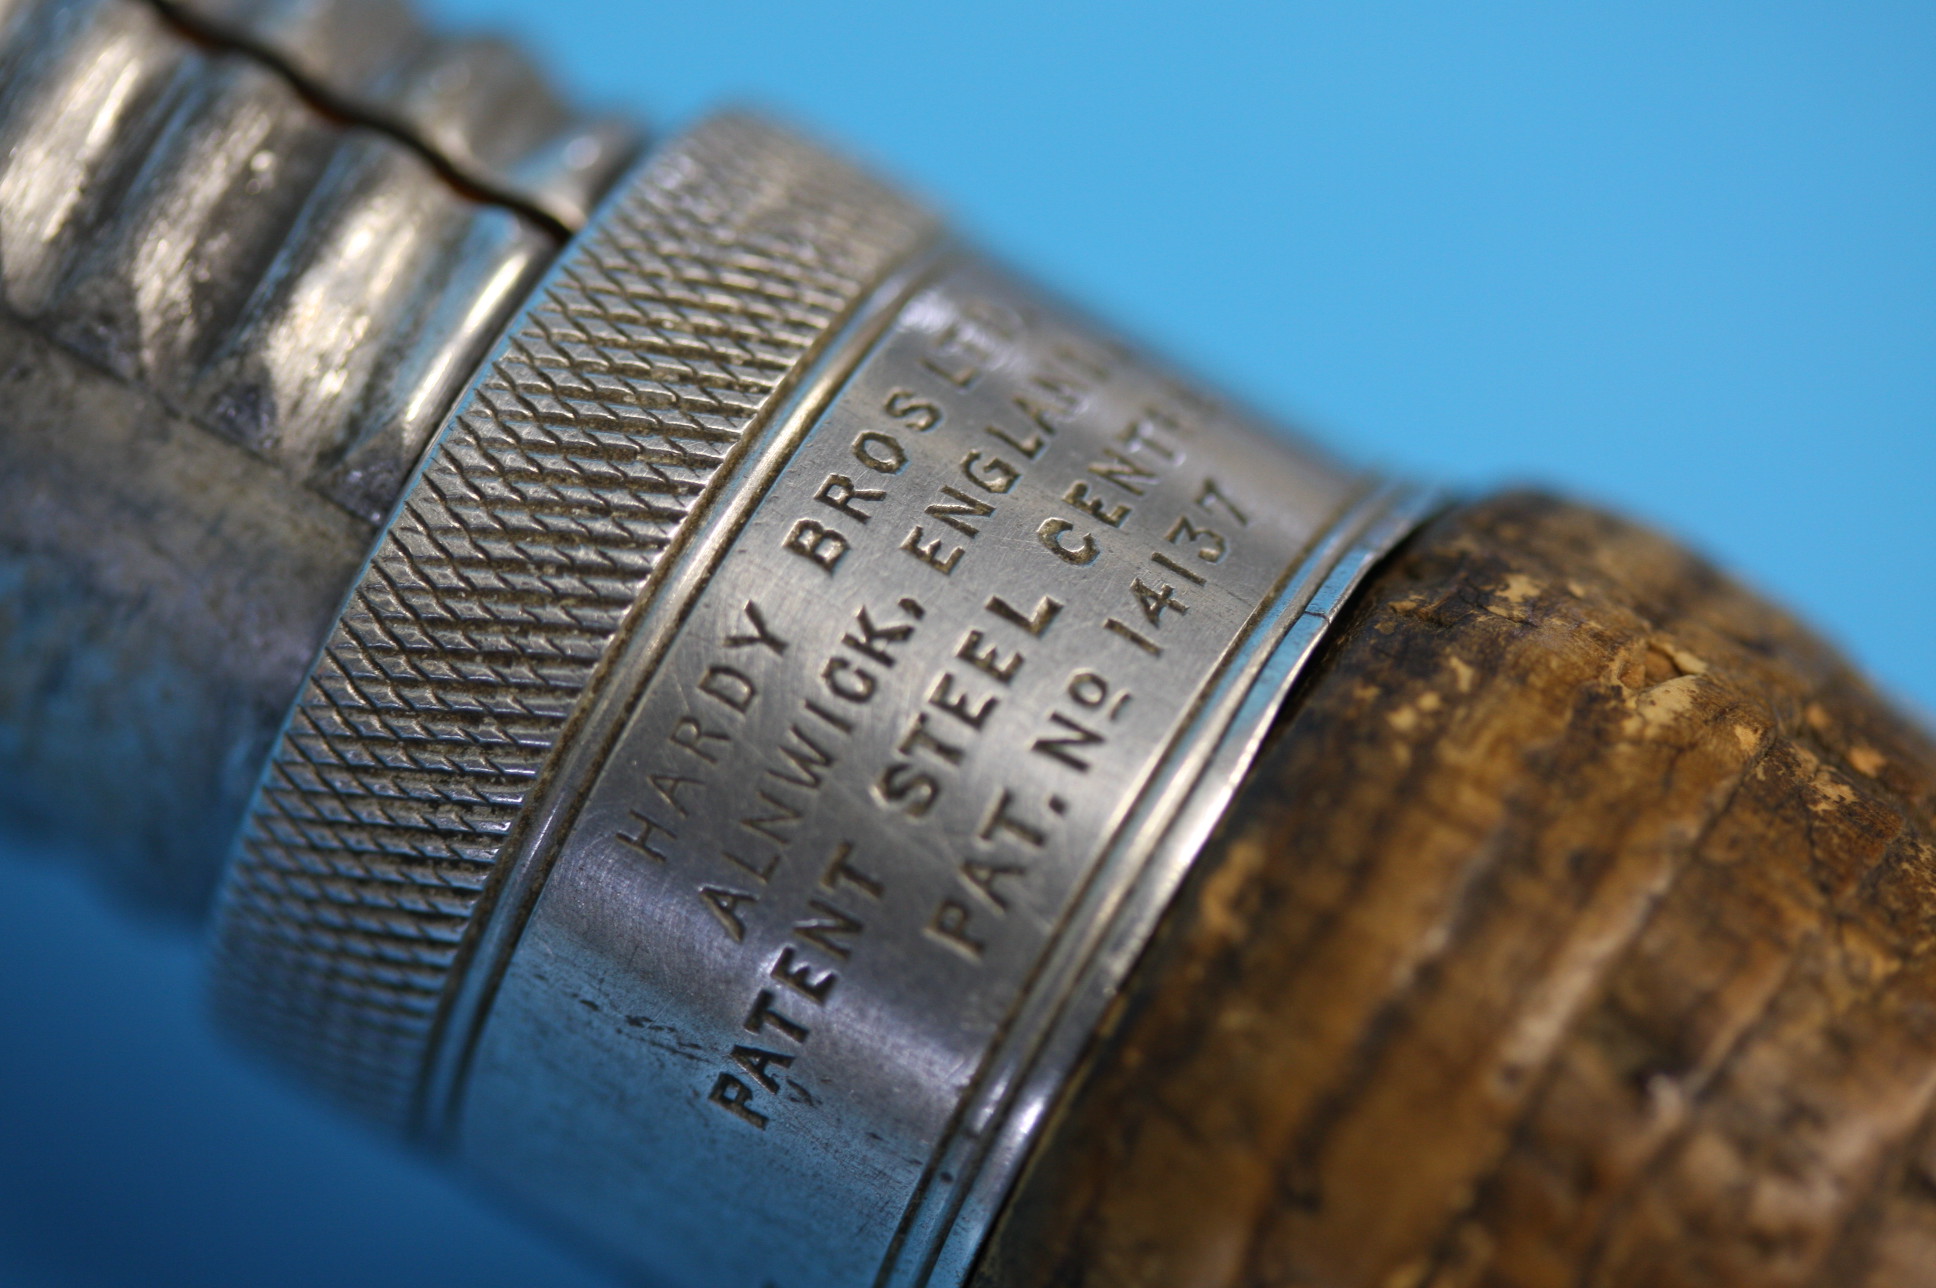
0,0,637,917
160,0,637,229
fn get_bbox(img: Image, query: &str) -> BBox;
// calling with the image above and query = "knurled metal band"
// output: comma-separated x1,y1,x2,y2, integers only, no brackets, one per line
209,112,936,1126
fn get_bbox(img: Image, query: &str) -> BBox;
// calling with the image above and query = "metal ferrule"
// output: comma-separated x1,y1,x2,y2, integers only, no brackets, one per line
0,0,1438,1278
207,113,1440,1286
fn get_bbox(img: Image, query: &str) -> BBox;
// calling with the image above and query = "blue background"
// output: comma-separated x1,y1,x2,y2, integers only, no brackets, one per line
2,2,1931,1283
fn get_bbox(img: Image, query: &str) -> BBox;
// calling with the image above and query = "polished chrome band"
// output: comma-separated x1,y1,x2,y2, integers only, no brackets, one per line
211,112,1438,1287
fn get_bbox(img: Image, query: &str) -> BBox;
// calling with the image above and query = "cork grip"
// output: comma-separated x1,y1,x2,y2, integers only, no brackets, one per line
975,491,1936,1288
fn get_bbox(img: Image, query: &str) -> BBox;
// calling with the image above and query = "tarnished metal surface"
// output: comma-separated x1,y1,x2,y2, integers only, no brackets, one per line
0,314,374,914
0,0,1463,1279
207,110,1435,1286
0,0,630,913
161,0,639,229
0,1,1439,1278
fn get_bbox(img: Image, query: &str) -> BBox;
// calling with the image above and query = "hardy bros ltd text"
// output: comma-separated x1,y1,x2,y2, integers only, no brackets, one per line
601,272,1277,1137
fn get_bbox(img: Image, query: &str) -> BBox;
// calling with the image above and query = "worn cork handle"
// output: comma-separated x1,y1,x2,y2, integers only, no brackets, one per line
975,492,1936,1288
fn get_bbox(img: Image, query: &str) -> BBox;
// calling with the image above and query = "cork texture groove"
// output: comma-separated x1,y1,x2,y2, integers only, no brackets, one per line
211,113,931,1126
977,492,1936,1288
